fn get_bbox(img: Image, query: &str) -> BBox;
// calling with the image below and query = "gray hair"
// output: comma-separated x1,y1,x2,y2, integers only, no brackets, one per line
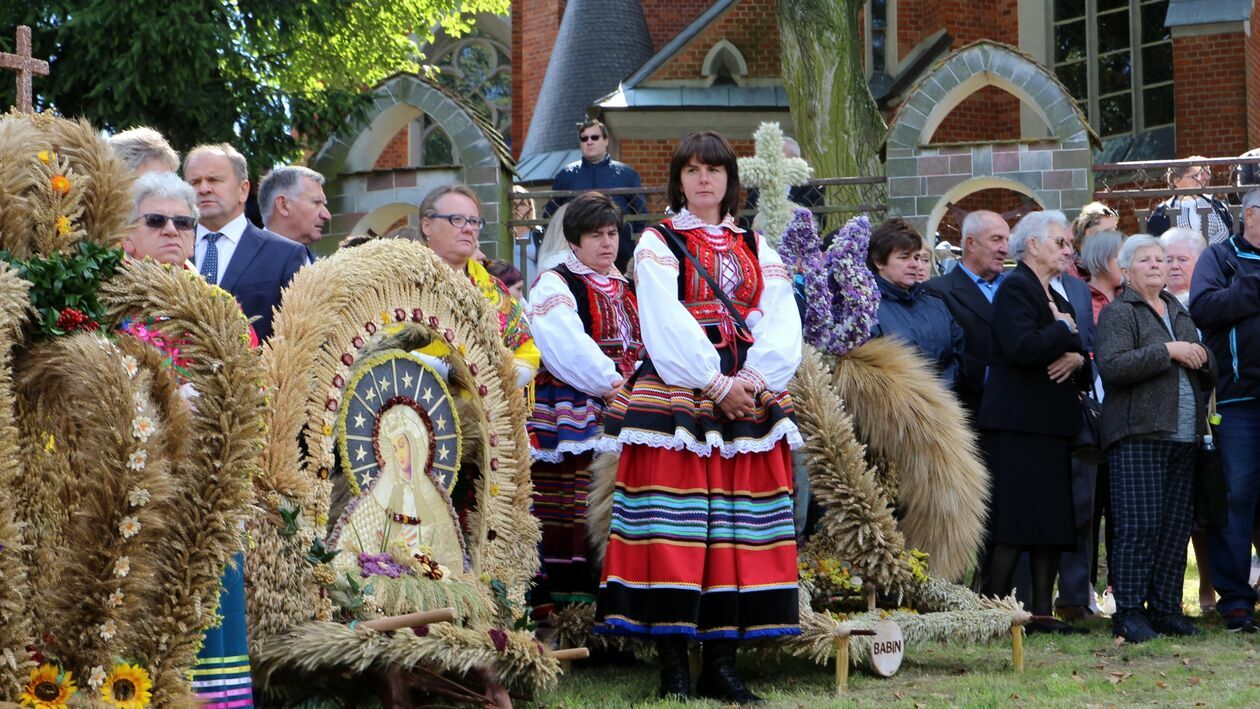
782,137,801,158
1160,226,1206,256
109,127,179,174
1117,233,1164,270
130,171,199,222
960,210,1000,246
1243,188,1260,213
1009,209,1071,261
1079,229,1124,276
184,143,248,182
258,165,325,225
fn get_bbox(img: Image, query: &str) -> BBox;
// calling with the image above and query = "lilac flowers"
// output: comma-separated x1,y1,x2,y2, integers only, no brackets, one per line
778,211,880,356
358,552,406,579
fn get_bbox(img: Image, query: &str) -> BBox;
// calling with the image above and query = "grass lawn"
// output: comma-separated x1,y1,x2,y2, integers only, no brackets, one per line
537,544,1260,707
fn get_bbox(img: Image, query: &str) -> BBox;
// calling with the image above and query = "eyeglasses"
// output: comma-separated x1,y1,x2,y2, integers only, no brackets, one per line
429,213,486,231
579,133,604,143
138,213,197,231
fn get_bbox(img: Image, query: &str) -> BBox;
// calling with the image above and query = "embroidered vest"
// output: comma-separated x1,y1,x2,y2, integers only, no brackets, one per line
552,263,643,378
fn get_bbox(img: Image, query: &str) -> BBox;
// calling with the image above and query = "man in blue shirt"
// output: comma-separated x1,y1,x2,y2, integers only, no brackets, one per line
925,210,1010,414
543,119,646,272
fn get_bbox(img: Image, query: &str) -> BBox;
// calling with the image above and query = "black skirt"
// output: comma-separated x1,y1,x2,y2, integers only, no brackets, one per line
982,430,1076,548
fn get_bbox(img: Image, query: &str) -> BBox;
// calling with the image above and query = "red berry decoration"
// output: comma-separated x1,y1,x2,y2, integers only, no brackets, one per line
395,308,407,321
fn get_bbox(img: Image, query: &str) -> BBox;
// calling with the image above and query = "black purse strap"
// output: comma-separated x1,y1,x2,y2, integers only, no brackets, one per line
654,223,752,337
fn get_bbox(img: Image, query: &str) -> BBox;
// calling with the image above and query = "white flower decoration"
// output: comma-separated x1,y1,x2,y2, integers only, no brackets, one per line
107,588,124,608
98,619,117,641
127,487,151,507
127,450,147,471
119,516,141,539
114,556,130,578
132,416,156,441
88,666,106,689
122,355,139,378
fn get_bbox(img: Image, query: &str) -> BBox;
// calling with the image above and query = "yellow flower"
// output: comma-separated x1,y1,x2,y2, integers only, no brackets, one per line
55,215,71,237
19,663,76,708
489,483,500,496
42,433,54,453
50,175,70,195
36,150,53,165
100,663,152,709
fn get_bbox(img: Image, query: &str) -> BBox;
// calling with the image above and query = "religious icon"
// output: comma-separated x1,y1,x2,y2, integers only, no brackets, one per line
330,350,466,575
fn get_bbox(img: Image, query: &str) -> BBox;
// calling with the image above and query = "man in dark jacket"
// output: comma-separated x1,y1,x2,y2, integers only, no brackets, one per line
1188,187,1260,632
543,119,645,272
925,210,1010,413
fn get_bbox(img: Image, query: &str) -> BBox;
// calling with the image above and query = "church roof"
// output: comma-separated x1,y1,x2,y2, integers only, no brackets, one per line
1165,0,1250,27
518,0,654,161
620,0,739,90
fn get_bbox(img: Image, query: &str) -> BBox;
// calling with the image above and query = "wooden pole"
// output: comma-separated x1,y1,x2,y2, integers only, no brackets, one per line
1010,624,1024,673
357,607,457,631
546,647,590,662
834,636,850,695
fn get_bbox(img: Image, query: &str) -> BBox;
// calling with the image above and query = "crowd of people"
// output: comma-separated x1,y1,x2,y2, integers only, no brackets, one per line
103,117,1260,704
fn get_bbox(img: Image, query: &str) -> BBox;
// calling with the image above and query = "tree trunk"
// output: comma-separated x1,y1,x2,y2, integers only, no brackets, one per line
777,0,886,219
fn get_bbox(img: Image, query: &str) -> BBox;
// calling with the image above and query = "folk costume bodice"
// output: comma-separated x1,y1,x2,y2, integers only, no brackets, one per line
529,251,641,397
632,209,800,402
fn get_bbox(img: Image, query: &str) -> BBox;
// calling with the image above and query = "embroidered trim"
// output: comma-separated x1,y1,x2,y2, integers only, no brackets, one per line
736,367,768,393
530,437,612,462
565,250,628,282
671,208,745,234
635,248,679,271
601,419,804,459
702,373,734,402
532,293,577,318
762,263,790,282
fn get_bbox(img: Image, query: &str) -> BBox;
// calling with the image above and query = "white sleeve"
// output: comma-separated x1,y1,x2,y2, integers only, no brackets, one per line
528,271,620,397
634,230,731,399
740,234,803,392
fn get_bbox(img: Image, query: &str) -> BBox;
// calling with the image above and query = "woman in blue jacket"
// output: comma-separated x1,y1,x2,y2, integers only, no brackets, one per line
867,218,965,389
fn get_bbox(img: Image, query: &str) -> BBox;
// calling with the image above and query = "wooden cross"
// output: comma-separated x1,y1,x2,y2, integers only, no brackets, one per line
0,26,49,113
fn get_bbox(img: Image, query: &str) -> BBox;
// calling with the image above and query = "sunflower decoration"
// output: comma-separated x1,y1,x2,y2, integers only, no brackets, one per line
19,663,77,708
100,663,153,708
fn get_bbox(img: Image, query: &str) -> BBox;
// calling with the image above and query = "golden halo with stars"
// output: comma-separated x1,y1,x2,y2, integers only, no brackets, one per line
335,350,462,496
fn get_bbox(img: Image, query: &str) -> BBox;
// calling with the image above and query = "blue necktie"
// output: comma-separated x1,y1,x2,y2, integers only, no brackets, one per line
200,232,222,285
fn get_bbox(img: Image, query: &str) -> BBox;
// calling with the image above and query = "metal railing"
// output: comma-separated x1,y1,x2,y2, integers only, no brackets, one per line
506,176,888,294
1093,155,1260,240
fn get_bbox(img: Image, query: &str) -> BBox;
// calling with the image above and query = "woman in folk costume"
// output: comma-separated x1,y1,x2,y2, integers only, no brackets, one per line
416,184,540,387
120,171,256,708
527,192,642,617
595,132,803,704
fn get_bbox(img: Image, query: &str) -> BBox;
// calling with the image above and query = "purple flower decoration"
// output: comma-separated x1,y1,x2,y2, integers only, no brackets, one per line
358,552,406,579
488,627,508,652
778,211,880,356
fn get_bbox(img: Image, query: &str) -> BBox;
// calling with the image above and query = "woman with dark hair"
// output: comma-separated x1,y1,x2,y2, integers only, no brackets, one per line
868,218,965,388
486,259,524,300
526,192,642,621
596,132,802,703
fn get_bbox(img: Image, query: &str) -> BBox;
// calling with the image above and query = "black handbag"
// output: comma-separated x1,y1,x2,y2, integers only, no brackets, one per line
1070,376,1105,465
1195,391,1229,530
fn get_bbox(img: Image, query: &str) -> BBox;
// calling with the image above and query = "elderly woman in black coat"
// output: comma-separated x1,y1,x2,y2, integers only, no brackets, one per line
978,210,1091,635
1095,234,1215,643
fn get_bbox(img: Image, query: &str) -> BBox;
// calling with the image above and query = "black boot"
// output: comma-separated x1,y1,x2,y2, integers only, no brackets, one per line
696,639,763,705
655,636,691,699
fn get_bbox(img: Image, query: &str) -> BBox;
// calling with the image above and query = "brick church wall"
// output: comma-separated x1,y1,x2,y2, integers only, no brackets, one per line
1173,30,1247,158
649,0,780,81
1247,3,1260,149
511,0,566,156
640,0,714,52
372,127,410,170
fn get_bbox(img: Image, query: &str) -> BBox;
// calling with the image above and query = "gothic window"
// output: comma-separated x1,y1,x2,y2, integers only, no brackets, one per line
701,40,748,86
1053,0,1173,138
427,35,512,139
869,0,889,73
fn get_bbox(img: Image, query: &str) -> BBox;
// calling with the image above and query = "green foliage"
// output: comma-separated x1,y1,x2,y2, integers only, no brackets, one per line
0,241,122,338
0,0,508,173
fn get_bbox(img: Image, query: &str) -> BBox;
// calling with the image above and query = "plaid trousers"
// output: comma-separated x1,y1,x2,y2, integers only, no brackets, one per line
1108,438,1197,615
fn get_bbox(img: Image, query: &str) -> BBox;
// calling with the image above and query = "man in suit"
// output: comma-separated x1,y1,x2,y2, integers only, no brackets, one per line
925,210,1010,414
258,165,331,265
185,144,306,341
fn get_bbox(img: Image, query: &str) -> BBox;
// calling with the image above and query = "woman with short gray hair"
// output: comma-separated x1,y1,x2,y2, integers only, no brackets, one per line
1081,229,1124,324
123,172,199,266
978,209,1091,634
1160,227,1207,307
1096,234,1215,642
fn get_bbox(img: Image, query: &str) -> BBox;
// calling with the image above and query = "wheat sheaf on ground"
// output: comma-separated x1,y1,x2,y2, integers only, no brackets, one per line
831,337,990,582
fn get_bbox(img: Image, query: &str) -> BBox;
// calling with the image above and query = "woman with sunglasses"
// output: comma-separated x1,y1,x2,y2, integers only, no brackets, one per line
595,132,802,704
976,210,1091,635
120,170,259,706
123,171,201,267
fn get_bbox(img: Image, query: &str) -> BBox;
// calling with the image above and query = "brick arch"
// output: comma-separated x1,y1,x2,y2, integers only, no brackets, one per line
310,73,514,256
884,41,1100,240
